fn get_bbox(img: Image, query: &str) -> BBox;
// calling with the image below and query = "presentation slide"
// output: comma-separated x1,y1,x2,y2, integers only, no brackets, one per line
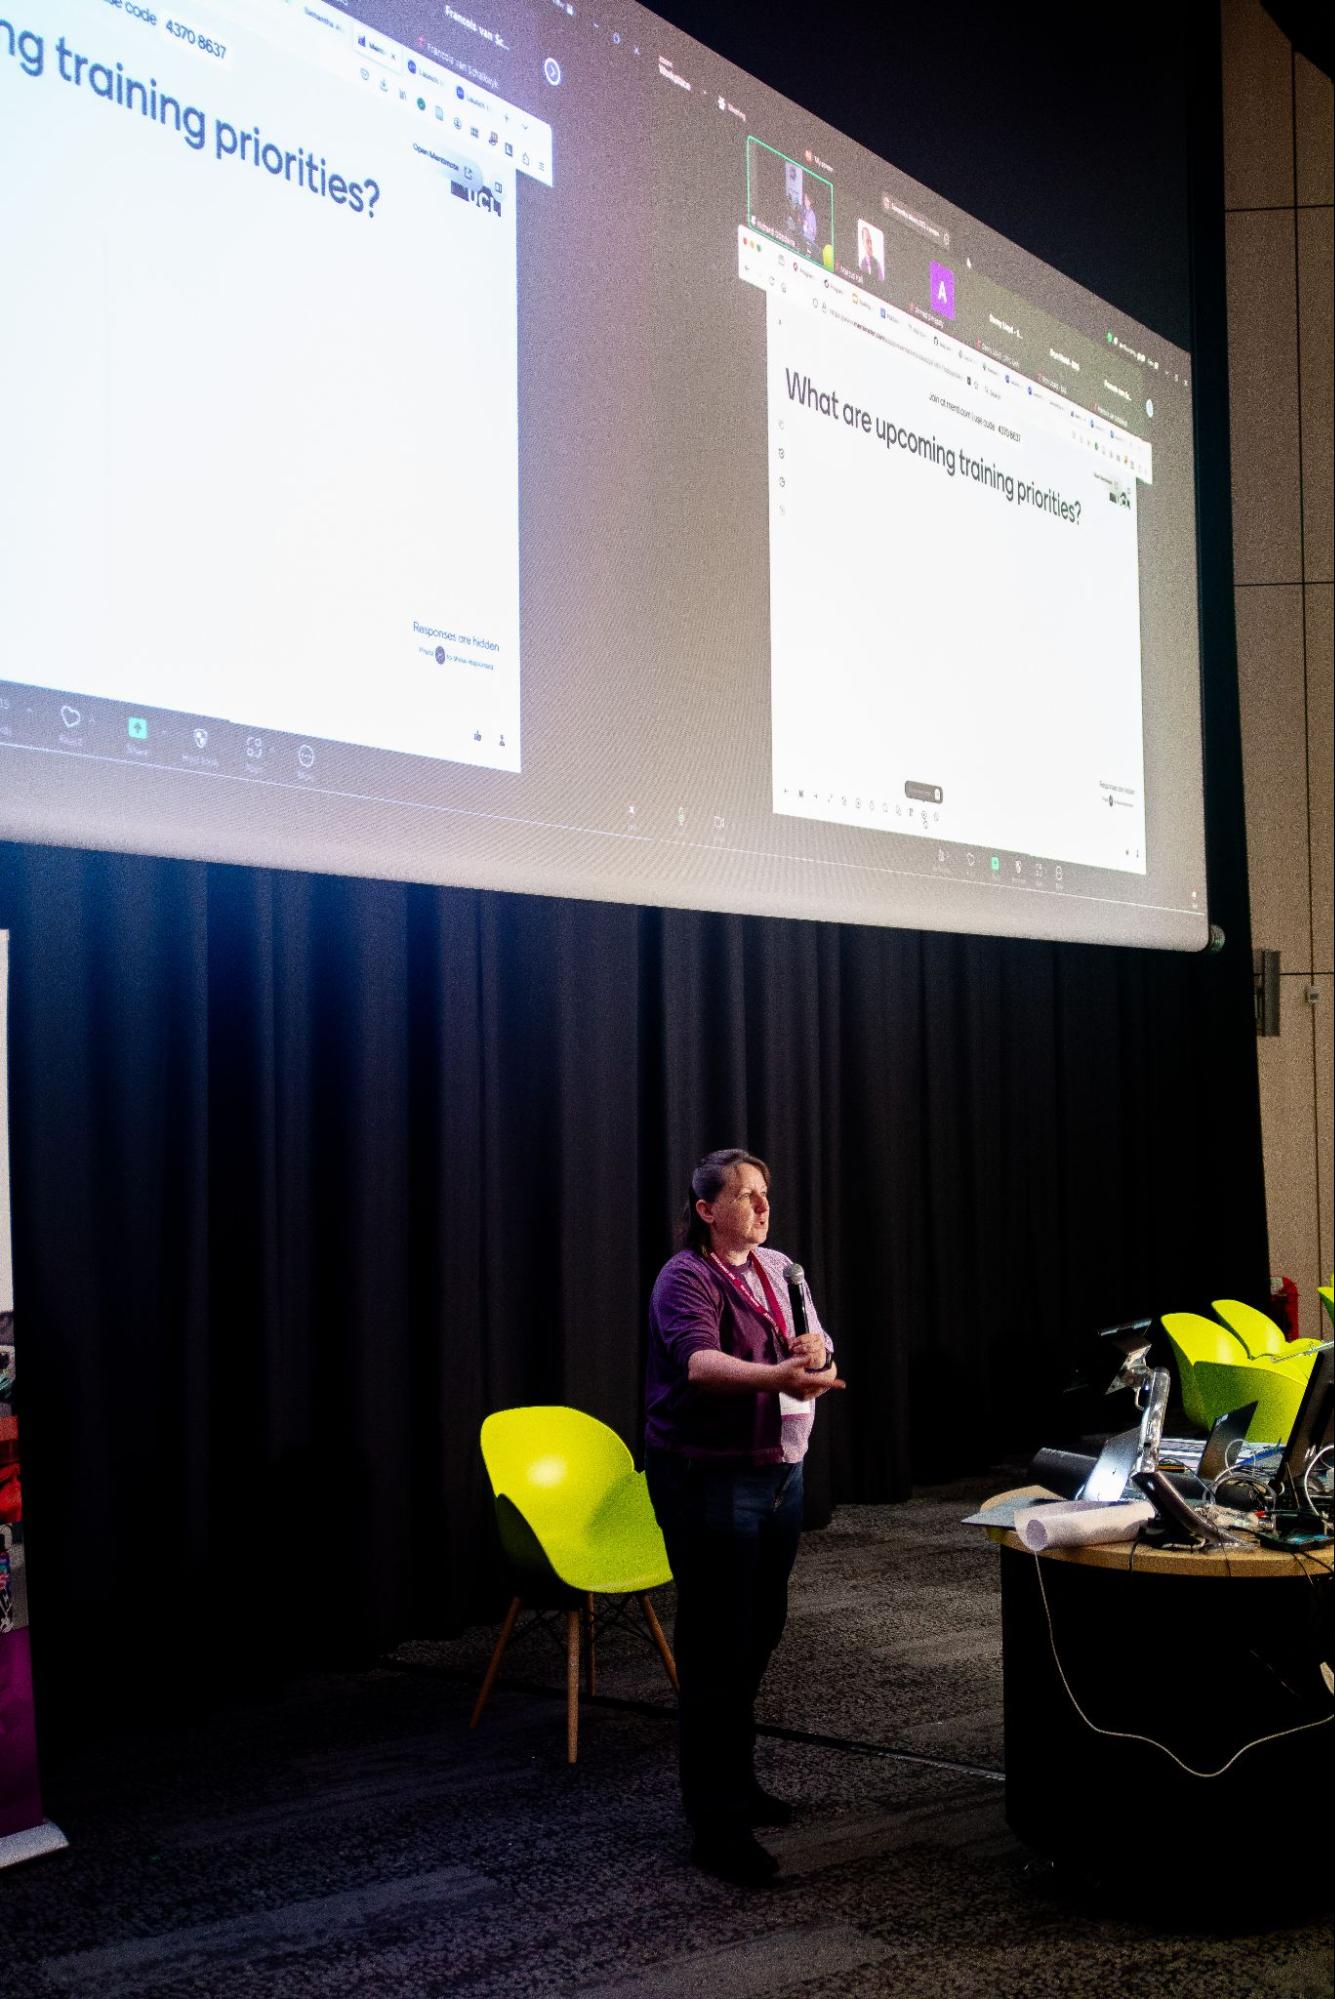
758,244,1146,872
3,3,523,774
0,0,1208,948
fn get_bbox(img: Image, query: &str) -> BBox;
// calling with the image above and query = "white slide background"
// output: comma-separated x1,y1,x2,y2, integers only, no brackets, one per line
768,291,1146,870
1,10,521,769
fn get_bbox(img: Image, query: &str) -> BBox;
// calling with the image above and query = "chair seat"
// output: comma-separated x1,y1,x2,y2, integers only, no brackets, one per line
538,1536,671,1595
535,1472,672,1594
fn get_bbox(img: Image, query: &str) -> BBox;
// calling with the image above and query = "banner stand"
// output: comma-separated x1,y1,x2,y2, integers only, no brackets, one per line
0,933,67,1869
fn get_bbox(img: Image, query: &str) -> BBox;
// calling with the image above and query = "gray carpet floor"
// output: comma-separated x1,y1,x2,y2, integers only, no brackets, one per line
5,1477,1331,1998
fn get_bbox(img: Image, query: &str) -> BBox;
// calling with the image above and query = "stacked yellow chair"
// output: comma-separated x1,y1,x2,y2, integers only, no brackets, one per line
1161,1311,1311,1442
471,1406,678,1763
1211,1298,1322,1361
1188,1356,1308,1445
1160,1311,1251,1431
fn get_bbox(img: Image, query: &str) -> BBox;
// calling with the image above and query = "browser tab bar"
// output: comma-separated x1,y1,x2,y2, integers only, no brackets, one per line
353,27,403,72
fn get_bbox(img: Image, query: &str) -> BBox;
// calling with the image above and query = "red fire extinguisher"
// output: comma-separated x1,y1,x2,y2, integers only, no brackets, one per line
1269,1274,1300,1341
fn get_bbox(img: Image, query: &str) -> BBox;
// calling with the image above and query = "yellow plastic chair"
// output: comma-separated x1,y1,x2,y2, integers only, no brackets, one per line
1160,1312,1251,1431
470,1407,678,1762
1189,1358,1308,1444
1319,1280,1333,1330
1211,1298,1322,1361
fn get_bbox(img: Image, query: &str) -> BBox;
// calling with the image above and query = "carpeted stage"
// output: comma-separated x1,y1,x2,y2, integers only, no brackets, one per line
7,1477,1332,1997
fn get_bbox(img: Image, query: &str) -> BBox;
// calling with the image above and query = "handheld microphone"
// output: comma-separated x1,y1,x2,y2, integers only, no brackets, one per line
784,1261,829,1371
782,1261,810,1340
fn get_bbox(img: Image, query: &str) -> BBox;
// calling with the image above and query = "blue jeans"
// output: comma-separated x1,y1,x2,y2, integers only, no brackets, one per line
645,1453,804,1832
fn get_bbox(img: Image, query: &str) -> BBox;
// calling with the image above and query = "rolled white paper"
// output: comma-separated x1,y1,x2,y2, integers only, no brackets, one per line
1015,1497,1155,1551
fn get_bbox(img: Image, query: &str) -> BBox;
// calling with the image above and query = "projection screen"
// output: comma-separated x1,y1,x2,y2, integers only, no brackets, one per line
0,0,1209,947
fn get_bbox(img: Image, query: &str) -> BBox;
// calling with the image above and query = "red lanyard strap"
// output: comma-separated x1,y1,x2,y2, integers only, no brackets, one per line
707,1253,797,1349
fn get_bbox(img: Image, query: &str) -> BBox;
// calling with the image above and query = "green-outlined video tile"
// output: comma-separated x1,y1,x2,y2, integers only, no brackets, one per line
745,137,835,269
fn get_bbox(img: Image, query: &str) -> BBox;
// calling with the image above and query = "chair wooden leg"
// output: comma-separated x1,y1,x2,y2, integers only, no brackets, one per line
470,1597,522,1729
583,1593,597,1698
566,1608,581,1764
641,1593,679,1692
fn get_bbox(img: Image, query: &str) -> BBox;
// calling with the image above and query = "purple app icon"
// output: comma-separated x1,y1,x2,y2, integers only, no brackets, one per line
930,261,956,319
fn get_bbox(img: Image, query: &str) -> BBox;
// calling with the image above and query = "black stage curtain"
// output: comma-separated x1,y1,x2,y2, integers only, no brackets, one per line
2,838,1264,1738
2,8,1265,1744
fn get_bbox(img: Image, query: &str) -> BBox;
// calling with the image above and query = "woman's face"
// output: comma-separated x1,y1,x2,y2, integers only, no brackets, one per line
697,1163,771,1262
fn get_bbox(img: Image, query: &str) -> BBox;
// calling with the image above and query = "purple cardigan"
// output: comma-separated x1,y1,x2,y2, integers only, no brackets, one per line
645,1247,822,1465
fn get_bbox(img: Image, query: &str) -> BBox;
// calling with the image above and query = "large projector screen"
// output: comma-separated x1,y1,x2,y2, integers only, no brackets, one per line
0,0,1208,947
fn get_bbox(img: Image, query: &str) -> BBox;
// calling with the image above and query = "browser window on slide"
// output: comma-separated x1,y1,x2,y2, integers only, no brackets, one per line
2,0,525,773
751,244,1146,874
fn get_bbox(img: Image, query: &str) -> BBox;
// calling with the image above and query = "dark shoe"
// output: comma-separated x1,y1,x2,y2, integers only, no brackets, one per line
689,1827,779,1887
746,1783,794,1828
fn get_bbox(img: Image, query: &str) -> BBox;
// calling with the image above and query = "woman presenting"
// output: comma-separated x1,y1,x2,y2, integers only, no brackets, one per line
644,1148,842,1886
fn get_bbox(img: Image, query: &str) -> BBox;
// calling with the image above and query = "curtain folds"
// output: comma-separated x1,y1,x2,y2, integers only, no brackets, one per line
0,840,1266,1738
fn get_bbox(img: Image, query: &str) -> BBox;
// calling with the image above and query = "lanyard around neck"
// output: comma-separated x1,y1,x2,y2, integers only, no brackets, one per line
707,1252,793,1344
